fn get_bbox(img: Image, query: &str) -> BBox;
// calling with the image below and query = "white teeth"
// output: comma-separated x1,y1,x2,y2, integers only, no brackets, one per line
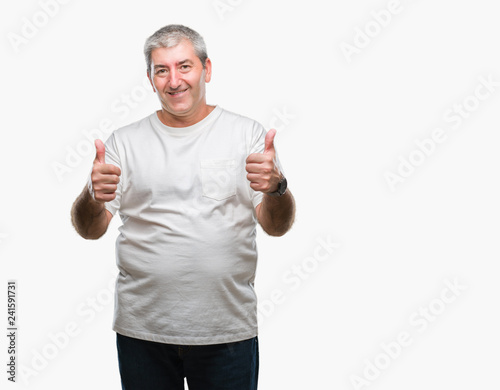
169,89,187,95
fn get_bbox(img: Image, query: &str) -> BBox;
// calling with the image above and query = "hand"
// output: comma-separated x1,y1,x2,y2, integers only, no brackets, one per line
245,129,281,194
90,139,121,203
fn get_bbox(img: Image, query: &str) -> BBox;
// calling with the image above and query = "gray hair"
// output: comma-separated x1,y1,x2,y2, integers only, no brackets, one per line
144,24,208,74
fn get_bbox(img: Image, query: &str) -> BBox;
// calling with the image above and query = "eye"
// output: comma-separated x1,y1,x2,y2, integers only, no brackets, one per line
155,69,167,75
180,65,191,71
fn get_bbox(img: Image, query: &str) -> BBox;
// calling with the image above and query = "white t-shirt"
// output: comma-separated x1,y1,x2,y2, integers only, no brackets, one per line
88,106,271,345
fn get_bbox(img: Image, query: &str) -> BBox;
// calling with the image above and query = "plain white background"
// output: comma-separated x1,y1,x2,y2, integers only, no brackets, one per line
1,0,499,388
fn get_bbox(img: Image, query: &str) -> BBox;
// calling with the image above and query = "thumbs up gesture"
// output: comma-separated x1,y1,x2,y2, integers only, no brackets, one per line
245,129,281,194
90,139,121,203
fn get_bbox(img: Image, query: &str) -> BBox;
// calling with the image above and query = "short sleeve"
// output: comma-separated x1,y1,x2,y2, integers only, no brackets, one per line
86,133,123,216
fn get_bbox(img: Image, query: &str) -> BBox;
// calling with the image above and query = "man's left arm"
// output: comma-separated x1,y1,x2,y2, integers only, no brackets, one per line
246,129,296,236
255,191,295,236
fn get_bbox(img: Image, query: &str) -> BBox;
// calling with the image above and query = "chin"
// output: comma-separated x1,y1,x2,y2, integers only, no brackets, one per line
167,103,192,115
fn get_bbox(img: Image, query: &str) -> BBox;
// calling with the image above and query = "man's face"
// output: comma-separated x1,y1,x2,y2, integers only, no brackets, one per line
148,40,212,124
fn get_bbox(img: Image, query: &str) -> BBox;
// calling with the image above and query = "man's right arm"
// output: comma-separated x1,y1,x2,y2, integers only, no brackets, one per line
70,139,121,240
71,187,113,239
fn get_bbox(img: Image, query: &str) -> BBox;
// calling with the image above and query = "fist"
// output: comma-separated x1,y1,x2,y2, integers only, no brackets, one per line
90,139,121,203
245,129,280,193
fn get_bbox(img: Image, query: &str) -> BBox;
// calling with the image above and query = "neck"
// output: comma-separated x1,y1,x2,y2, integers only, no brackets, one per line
158,104,215,127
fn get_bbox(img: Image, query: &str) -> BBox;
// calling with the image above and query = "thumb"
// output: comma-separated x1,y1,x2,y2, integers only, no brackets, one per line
264,129,276,154
94,139,106,164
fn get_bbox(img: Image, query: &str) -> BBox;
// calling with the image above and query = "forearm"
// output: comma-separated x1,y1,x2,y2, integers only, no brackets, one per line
258,190,296,237
70,186,109,240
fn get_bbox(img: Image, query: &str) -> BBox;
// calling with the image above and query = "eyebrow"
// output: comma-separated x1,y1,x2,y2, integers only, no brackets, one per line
153,59,194,69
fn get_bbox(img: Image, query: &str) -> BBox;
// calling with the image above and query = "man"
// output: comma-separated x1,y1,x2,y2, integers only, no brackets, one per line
71,24,295,389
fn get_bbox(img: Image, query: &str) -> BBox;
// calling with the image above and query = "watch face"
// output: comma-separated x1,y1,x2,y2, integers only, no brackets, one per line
278,177,287,195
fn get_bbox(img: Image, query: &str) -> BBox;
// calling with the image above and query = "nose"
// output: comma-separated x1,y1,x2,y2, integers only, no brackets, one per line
169,69,182,89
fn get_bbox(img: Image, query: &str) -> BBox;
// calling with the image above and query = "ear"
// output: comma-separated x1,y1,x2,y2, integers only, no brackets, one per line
147,70,157,92
204,58,212,83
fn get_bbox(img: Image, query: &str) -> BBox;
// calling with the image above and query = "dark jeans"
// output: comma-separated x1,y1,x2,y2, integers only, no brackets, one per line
116,333,259,390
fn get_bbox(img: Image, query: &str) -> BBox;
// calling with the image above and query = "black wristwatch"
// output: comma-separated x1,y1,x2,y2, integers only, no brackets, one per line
267,176,288,197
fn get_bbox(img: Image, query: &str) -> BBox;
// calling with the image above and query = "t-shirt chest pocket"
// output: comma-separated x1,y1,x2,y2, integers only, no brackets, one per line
200,159,237,200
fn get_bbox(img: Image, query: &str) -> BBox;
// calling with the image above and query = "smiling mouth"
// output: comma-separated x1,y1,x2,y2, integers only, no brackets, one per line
168,89,188,96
